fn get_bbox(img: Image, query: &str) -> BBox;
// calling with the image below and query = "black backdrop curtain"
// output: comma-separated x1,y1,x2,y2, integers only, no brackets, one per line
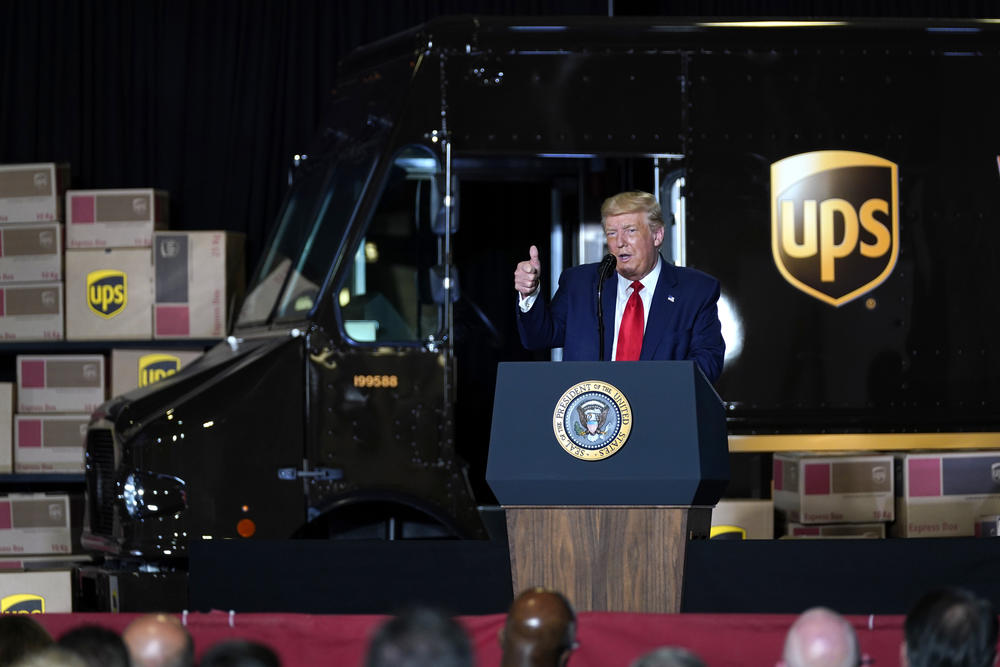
1,0,996,272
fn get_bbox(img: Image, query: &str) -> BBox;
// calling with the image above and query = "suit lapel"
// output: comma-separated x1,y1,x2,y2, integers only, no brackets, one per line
601,271,617,361
640,257,678,360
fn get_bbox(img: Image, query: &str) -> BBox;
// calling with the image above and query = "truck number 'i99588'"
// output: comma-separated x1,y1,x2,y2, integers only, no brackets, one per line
353,375,399,388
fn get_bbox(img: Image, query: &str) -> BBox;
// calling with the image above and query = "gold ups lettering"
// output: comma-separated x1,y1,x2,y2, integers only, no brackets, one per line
771,151,899,307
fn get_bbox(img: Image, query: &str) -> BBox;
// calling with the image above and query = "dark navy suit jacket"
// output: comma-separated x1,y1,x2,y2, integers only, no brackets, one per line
516,256,726,382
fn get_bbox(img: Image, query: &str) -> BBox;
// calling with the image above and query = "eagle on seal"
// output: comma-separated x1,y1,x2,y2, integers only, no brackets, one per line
574,399,610,441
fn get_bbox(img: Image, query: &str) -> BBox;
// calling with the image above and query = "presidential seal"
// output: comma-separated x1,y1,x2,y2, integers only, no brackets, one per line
552,380,632,460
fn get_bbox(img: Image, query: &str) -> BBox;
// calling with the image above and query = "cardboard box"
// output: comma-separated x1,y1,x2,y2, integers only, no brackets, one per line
65,248,153,339
893,451,1000,538
975,515,1000,537
16,355,105,413
66,189,168,248
711,499,774,539
0,282,63,341
110,348,203,397
14,414,88,473
154,231,245,338
786,522,886,538
0,494,71,556
0,222,62,283
0,554,91,572
773,452,894,524
0,569,72,612
0,163,68,223
0,384,11,474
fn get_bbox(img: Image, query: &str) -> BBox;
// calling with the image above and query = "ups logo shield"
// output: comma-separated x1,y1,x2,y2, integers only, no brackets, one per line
138,353,181,388
1,594,44,613
771,151,899,307
87,269,127,318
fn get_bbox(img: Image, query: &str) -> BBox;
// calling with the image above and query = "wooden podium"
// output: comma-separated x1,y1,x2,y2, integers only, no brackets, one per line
486,361,728,613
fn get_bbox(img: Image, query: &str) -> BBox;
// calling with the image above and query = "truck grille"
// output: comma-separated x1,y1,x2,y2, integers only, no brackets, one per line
85,427,116,538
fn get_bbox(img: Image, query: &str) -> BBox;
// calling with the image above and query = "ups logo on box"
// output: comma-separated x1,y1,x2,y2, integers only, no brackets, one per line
87,269,128,318
139,353,181,388
771,151,899,307
1,594,44,613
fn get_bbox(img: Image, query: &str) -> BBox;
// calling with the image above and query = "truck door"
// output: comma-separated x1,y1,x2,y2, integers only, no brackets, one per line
301,144,485,539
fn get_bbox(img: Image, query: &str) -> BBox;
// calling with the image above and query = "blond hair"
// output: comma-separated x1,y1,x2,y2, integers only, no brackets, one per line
600,191,664,233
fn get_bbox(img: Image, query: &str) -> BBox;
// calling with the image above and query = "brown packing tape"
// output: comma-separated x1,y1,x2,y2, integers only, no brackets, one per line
96,193,152,222
42,418,88,448
44,360,103,389
4,286,61,316
10,499,67,529
0,169,53,198
2,227,59,257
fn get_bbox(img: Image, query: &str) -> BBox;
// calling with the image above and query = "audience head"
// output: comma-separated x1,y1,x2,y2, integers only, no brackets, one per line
903,587,998,667
10,646,87,667
57,624,130,667
779,607,859,667
0,614,53,665
199,639,281,667
365,606,473,667
122,613,194,667
631,646,706,667
500,587,577,667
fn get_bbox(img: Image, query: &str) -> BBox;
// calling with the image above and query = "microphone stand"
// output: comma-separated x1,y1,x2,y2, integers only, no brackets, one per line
596,254,616,361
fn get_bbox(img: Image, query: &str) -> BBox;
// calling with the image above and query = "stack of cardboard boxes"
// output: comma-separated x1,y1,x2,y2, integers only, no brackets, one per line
14,354,105,473
0,165,239,610
0,162,247,341
0,163,68,340
774,452,894,539
759,450,1000,539
893,451,1000,538
65,188,166,339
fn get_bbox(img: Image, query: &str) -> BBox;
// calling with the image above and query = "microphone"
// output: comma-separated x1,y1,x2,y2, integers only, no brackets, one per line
597,253,616,282
597,254,616,360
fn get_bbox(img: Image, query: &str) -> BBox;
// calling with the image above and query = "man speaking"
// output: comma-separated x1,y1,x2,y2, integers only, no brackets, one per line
513,190,725,383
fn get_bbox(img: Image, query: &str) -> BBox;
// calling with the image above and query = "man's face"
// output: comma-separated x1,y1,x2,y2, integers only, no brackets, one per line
604,211,664,281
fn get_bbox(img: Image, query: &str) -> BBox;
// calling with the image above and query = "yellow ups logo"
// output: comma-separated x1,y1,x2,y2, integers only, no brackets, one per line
771,151,899,307
139,353,181,387
1,594,44,613
87,269,127,318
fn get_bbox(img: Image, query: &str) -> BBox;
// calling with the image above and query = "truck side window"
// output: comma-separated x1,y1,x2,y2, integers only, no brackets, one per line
339,147,441,344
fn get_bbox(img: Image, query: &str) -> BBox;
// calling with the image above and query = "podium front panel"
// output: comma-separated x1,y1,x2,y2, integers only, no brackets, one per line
486,360,728,506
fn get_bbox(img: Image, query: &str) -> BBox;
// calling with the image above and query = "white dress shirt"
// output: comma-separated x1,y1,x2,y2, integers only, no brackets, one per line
610,259,660,360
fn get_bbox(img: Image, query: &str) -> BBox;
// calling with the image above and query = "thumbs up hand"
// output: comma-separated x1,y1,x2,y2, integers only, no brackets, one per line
514,245,542,298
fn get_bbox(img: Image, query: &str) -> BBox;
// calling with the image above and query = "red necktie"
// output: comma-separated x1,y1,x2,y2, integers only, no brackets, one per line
615,281,644,361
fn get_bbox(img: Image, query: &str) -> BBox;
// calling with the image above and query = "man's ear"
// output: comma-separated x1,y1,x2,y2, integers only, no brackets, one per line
899,640,908,667
652,224,665,248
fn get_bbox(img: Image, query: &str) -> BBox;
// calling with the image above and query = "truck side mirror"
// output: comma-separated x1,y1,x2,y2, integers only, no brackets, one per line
429,265,460,304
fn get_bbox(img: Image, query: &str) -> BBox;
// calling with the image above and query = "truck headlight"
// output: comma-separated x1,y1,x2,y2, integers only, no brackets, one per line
121,471,187,519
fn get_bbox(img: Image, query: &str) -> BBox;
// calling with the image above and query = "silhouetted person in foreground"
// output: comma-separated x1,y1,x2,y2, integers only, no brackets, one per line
902,588,998,667
500,588,577,667
0,614,53,665
631,646,706,667
10,646,86,667
778,607,859,667
199,640,281,667
122,614,194,667
58,625,130,667
365,607,473,667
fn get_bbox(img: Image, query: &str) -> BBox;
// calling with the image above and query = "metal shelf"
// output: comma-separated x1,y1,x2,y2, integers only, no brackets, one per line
0,339,222,353
729,432,1000,452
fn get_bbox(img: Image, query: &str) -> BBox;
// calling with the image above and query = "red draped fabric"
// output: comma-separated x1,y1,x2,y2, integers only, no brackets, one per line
32,611,905,666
